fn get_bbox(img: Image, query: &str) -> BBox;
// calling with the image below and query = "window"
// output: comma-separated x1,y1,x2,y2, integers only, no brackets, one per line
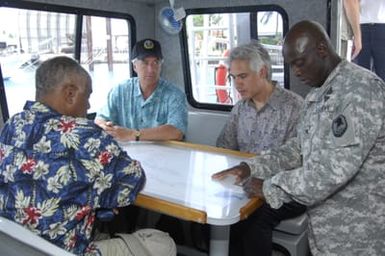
80,16,131,113
0,8,77,116
182,6,288,110
0,3,134,119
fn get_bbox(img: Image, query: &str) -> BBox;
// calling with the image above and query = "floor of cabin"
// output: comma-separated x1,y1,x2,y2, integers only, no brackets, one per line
176,246,287,256
176,251,286,256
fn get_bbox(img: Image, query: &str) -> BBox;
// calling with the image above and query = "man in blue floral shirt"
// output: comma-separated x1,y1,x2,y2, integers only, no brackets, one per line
0,56,176,255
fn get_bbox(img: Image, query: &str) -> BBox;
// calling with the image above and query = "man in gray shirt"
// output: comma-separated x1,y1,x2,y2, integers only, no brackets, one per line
216,41,305,256
216,42,303,153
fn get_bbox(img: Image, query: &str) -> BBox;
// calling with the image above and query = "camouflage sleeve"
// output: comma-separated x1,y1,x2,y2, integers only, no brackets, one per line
285,97,304,141
245,136,302,179
216,104,240,150
263,82,385,209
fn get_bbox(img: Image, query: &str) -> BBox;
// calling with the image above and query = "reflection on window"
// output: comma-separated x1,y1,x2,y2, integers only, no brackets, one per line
0,7,131,117
185,11,284,107
80,16,130,113
0,8,76,116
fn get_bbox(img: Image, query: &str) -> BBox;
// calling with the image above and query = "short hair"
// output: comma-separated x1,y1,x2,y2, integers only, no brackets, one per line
227,40,272,81
35,56,90,99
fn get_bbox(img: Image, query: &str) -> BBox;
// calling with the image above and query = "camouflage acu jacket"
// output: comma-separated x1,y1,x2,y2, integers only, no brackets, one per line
246,60,385,255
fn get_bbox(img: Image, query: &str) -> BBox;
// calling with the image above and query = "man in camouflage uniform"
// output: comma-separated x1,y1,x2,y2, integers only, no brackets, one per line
213,20,385,255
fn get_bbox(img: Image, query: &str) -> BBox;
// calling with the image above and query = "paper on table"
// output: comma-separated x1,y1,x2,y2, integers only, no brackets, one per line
216,175,244,194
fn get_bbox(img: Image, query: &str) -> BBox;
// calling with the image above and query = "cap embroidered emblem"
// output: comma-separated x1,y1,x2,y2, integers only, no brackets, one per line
143,40,154,49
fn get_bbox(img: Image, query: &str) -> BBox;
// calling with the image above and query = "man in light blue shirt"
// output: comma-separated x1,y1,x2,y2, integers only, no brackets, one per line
96,38,187,141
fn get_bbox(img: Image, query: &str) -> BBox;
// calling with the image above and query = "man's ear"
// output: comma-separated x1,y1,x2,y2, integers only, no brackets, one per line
317,41,328,58
259,65,268,79
62,83,78,104
133,61,138,73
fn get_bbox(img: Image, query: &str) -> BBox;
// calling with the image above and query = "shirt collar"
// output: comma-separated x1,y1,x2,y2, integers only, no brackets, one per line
134,78,163,101
307,60,346,102
265,81,282,111
246,81,280,111
134,78,143,98
25,101,52,113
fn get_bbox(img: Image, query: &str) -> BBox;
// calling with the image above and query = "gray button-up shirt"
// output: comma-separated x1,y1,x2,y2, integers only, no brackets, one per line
216,83,304,153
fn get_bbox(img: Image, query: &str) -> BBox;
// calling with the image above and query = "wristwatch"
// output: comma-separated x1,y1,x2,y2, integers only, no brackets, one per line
134,130,141,141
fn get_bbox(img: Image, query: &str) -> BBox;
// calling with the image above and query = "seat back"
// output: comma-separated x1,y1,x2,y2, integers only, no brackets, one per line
272,214,309,256
185,111,228,146
0,216,75,256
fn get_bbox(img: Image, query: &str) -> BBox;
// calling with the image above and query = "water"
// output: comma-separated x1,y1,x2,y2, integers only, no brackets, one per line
2,57,130,116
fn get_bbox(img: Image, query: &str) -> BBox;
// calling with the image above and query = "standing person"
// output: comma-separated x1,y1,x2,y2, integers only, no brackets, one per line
213,20,385,255
355,0,385,80
95,38,188,141
216,41,306,256
341,0,362,60
0,56,176,256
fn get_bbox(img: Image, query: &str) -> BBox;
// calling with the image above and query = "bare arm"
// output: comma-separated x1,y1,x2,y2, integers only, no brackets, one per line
343,0,362,59
95,118,183,141
138,125,184,141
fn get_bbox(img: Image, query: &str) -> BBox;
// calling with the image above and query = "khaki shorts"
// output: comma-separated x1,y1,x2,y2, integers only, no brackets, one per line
94,228,176,256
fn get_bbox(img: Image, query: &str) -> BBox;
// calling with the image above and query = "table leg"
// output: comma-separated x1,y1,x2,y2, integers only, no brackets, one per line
209,225,230,256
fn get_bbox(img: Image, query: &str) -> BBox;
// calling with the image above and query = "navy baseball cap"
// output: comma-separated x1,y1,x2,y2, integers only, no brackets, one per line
132,39,163,60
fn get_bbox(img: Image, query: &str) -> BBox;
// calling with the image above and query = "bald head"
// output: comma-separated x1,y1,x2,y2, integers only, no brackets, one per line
282,20,341,87
283,20,333,56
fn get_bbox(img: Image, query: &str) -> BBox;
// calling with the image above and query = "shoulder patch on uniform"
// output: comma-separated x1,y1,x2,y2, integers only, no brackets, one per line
332,114,347,137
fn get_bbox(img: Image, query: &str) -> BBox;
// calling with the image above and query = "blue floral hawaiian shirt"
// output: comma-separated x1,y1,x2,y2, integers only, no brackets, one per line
0,101,145,255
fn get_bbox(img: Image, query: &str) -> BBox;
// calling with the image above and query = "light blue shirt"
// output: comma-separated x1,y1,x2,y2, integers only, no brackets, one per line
97,77,188,135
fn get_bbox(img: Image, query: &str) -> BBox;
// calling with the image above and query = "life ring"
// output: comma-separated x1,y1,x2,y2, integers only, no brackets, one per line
214,50,231,103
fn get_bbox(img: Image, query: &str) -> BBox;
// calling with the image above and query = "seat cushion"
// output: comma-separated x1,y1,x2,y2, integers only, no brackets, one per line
0,217,74,256
274,213,308,235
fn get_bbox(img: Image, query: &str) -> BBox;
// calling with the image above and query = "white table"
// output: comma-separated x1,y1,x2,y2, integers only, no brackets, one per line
119,141,262,256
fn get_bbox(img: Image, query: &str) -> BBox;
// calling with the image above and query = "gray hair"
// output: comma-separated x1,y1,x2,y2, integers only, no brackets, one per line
227,40,272,81
131,57,164,64
35,56,90,99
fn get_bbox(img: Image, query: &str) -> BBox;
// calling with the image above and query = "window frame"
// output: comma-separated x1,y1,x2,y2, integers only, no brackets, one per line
0,0,136,121
0,65,9,121
180,5,289,112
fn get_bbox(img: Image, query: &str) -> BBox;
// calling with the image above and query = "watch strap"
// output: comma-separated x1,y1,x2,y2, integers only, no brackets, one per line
135,130,141,141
